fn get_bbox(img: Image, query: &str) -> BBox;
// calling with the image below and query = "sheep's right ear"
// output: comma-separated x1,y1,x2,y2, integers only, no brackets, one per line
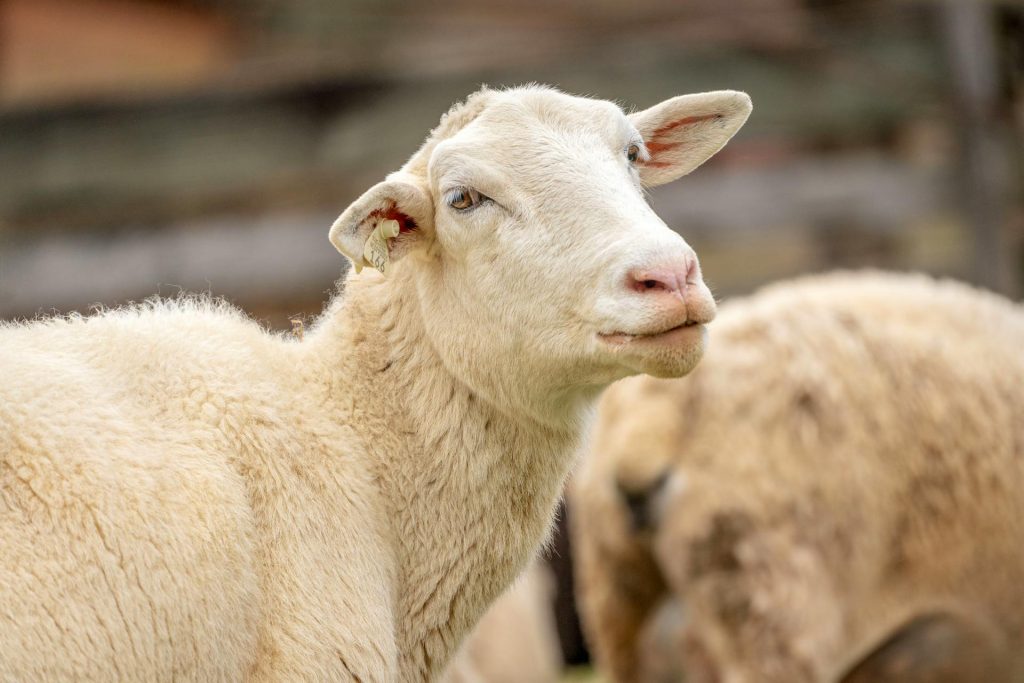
329,173,434,274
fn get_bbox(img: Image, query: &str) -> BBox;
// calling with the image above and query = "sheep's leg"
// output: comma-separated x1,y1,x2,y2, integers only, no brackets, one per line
838,612,1013,683
574,536,666,683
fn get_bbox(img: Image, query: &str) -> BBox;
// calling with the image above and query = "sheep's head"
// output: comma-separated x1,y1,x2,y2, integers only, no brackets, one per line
330,86,750,421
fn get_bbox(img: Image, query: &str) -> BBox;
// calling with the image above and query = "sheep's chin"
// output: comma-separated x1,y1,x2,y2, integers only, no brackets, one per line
598,323,708,379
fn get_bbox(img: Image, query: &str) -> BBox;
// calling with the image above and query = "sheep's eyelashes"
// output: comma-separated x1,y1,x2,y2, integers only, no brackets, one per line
447,188,488,212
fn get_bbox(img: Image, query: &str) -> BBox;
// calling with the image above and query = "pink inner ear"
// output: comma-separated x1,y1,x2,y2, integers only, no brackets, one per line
641,113,724,169
369,204,418,234
645,141,680,154
650,113,722,139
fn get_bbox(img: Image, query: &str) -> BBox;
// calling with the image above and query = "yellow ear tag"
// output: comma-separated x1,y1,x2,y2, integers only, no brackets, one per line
361,219,401,274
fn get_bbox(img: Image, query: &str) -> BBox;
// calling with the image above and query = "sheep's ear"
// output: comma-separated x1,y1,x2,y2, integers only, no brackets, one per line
329,173,434,274
629,90,752,187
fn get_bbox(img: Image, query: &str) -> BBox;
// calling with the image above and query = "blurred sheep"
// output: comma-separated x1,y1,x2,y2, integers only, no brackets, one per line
572,272,1024,683
442,563,562,683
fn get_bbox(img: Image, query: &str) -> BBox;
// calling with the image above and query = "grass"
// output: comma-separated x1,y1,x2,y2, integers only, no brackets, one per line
560,665,604,682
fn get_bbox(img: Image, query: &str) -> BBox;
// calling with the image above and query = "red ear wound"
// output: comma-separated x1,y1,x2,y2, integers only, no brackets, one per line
329,175,433,273
643,114,724,168
352,206,418,274
369,206,418,234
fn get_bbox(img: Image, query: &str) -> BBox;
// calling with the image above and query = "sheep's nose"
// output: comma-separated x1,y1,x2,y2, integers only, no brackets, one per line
626,251,716,324
628,254,698,296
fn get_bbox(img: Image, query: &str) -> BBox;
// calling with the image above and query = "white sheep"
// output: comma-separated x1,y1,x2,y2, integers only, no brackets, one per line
0,84,751,681
572,271,1024,682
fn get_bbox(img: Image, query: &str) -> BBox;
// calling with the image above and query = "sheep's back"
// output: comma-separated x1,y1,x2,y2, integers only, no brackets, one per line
675,274,1023,577
0,304,272,680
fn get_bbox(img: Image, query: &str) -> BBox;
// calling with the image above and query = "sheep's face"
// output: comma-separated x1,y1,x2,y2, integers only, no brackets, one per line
330,86,750,420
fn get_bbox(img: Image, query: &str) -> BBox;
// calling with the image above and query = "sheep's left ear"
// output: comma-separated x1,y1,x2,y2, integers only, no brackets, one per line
629,90,752,187
329,172,434,274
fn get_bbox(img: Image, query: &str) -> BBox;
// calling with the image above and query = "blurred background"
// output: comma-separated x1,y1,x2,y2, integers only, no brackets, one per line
1,0,1021,677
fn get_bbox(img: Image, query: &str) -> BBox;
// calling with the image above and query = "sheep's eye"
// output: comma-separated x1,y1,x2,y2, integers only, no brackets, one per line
626,143,641,163
447,187,486,212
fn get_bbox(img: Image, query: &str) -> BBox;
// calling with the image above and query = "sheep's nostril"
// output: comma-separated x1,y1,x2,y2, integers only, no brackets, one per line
628,267,684,295
686,257,699,284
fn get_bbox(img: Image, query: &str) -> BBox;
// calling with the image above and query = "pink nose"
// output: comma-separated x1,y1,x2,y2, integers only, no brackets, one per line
627,255,699,296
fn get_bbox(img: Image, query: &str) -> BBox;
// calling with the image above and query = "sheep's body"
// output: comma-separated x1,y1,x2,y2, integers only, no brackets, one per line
2,284,575,681
1,298,394,680
2,278,589,682
573,272,1024,683
1,85,751,681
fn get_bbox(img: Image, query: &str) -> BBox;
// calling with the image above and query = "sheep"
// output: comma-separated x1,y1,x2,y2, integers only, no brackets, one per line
0,84,752,682
571,271,1024,683
441,562,562,683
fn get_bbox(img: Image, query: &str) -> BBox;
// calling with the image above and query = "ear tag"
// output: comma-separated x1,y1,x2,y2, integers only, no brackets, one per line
360,219,401,274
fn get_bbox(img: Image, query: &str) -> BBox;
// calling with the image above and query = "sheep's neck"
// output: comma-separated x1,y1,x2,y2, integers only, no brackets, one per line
321,274,585,680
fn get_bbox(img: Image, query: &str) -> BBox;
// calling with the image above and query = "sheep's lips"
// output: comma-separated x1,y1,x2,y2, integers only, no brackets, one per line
597,320,704,348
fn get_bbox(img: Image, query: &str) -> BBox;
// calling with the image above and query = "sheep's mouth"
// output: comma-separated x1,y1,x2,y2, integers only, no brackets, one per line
598,320,702,345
